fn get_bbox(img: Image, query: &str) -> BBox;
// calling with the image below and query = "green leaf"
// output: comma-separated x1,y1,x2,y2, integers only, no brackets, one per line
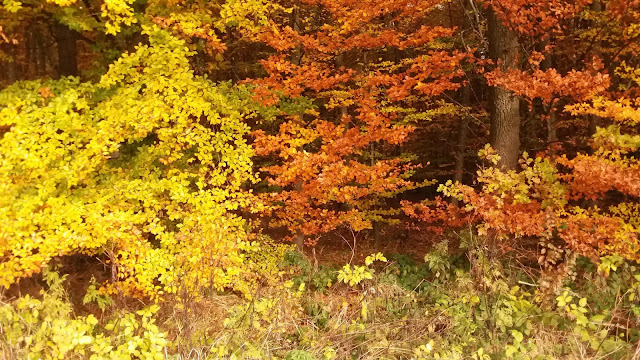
510,330,523,343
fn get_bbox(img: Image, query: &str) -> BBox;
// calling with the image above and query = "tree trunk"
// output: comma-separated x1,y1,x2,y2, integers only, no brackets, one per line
54,23,78,77
290,0,303,66
539,41,558,152
370,141,382,247
295,232,304,252
546,108,558,145
1,43,18,83
487,8,520,170
587,0,602,150
451,0,475,194
35,32,47,76
25,28,32,76
335,53,349,123
453,83,471,186
290,0,305,253
294,180,305,252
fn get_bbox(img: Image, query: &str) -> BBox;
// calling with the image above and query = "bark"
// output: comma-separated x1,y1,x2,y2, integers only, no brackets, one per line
587,0,602,148
35,32,47,75
452,0,475,193
1,43,18,83
335,53,349,123
295,232,305,252
453,84,471,186
547,109,558,145
294,181,305,252
370,142,381,247
54,23,78,77
290,0,303,66
290,0,305,252
487,8,521,170
25,28,32,76
540,41,558,151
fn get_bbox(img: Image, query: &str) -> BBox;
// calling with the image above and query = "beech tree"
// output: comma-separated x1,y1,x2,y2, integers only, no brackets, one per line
442,0,640,262
0,27,259,298
486,4,521,170
248,0,471,248
0,0,638,303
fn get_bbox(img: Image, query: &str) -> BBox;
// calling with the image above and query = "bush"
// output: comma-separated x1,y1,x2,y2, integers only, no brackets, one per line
0,269,167,359
0,27,257,300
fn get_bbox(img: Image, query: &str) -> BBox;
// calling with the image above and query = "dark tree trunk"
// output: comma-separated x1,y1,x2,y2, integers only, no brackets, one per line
587,0,602,149
295,232,304,252
1,43,18,83
291,0,305,253
290,0,303,66
294,180,305,252
35,32,47,76
370,141,382,247
547,110,558,145
453,84,471,185
451,0,476,193
54,23,78,77
487,8,521,170
539,41,558,152
25,28,32,76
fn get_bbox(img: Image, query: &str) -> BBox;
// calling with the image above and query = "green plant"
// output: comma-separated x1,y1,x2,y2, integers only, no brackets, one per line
337,253,387,287
555,289,630,355
424,240,453,280
83,277,113,312
0,270,167,360
285,349,315,360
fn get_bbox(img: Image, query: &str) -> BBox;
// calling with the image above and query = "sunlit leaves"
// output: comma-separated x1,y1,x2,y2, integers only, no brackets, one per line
0,27,257,299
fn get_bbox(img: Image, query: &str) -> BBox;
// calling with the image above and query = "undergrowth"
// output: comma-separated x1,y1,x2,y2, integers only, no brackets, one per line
2,232,640,359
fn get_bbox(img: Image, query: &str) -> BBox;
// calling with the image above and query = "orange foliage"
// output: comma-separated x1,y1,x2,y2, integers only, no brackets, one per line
249,0,471,243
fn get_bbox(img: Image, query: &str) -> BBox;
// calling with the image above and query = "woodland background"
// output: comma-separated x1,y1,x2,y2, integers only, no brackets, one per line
1,0,640,358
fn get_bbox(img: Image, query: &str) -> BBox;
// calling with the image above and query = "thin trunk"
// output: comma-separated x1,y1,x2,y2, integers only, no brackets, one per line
1,43,18,83
452,0,474,196
295,181,305,252
371,142,381,247
522,103,539,152
539,41,558,152
587,114,598,144
587,0,602,148
335,53,348,123
290,0,302,66
295,232,304,252
54,23,78,77
35,31,47,76
547,110,558,145
372,222,381,248
487,8,521,170
453,84,471,185
25,28,32,76
585,1,600,204
291,0,304,252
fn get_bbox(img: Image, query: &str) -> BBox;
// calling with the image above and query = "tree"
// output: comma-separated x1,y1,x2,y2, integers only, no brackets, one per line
442,0,640,262
248,0,471,247
486,3,521,170
0,27,258,299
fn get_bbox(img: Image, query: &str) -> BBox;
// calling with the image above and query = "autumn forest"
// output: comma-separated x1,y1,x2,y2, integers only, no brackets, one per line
1,0,640,358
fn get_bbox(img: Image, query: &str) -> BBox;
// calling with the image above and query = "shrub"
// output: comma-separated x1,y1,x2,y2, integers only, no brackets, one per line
0,269,167,359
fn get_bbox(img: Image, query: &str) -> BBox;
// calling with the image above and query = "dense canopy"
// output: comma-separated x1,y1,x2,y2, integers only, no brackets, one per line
1,0,640,358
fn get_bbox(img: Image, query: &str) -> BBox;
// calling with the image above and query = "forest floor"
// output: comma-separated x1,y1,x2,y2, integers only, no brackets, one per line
304,225,437,265
3,225,640,359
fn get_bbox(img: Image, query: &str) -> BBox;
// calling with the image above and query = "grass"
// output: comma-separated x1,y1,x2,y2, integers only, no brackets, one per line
2,233,640,359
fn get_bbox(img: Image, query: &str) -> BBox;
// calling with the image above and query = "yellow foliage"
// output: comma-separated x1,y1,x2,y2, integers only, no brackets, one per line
0,26,257,299
0,270,167,359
